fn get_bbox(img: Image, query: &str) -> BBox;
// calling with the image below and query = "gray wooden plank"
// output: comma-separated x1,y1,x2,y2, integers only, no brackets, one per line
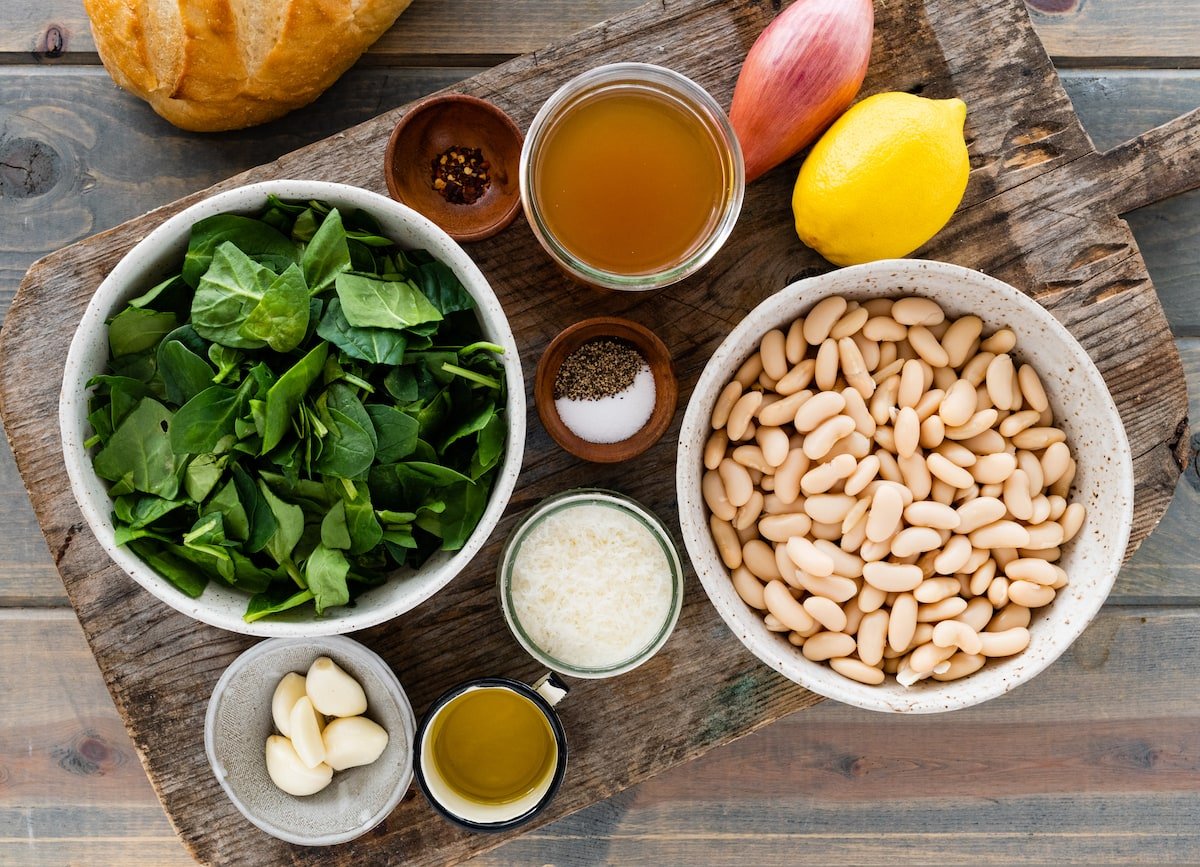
5,607,1199,865
0,66,475,310
1061,71,1200,335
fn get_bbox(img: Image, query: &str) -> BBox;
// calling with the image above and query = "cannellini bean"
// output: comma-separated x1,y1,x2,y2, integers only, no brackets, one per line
916,596,968,622
931,535,972,575
786,536,834,578
932,652,986,682
785,318,806,363
760,329,788,380
932,619,983,654
1003,470,1034,521
1012,426,1066,449
814,539,866,578
909,641,956,675
1041,441,1072,487
864,316,907,342
710,516,742,568
863,562,924,592
944,408,999,440
711,381,742,429
803,296,848,345
908,325,949,367
794,391,846,433
732,567,766,609
763,580,816,632
763,613,790,632
702,470,737,522
832,306,870,340
803,596,848,632
885,592,918,651
704,429,729,471
891,526,942,558
927,452,974,488
804,494,857,525
999,409,1040,437
972,452,1017,485
914,576,961,604
795,571,859,603
772,449,808,504
1007,580,1055,608
956,596,995,632
961,351,995,387
802,631,858,661
726,391,763,441
830,656,886,685
892,297,945,326
734,353,764,389
756,426,790,467
759,390,811,426
985,354,1016,411
856,609,889,665
1024,521,1065,550
955,497,1007,534
718,459,754,508
775,360,817,396
968,520,1031,549
732,445,772,475
866,484,904,542
1060,502,1086,542
803,415,856,460
978,626,1030,657
1050,459,1077,498
758,512,813,542
905,500,960,530
939,379,976,427
980,328,1016,354
1005,558,1058,585
801,453,857,495
744,537,784,579
898,451,933,500
986,574,1009,608
988,603,1031,632
942,316,983,367
898,359,926,408
1018,364,1049,412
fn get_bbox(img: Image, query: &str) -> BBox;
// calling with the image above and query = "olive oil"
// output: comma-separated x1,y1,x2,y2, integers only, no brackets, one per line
532,87,728,275
428,687,556,804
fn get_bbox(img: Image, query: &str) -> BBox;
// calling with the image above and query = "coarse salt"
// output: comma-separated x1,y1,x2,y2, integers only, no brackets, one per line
554,364,655,444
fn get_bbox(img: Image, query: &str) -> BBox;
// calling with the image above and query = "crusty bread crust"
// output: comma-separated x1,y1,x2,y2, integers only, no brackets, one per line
83,0,414,132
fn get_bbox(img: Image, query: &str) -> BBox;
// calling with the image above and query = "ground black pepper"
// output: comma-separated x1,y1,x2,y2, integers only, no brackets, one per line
554,338,646,401
431,145,491,205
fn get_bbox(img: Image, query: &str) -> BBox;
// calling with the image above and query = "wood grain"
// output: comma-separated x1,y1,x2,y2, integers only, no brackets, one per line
0,1,1194,865
7,0,1200,67
5,607,1200,865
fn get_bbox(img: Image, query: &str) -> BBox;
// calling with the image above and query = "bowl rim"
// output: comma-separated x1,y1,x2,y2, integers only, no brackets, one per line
59,179,526,637
675,258,1134,713
203,635,416,846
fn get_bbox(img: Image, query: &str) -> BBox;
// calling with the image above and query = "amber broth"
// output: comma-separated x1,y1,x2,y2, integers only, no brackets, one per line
533,87,727,275
428,688,557,805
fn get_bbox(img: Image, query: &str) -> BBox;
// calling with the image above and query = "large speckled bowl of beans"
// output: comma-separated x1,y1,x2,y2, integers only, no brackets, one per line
676,259,1133,713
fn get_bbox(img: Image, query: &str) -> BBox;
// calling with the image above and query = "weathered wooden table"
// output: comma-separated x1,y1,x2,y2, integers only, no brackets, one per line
2,1,1199,863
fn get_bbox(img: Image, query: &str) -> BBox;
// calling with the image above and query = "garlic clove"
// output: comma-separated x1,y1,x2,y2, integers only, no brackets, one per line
288,696,327,769
322,716,389,771
305,657,367,717
265,735,333,796
271,672,307,737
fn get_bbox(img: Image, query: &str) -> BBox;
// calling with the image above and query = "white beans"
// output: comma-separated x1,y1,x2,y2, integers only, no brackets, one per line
705,294,1087,689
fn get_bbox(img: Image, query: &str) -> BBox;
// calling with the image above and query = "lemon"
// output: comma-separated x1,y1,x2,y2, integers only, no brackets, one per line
792,92,969,267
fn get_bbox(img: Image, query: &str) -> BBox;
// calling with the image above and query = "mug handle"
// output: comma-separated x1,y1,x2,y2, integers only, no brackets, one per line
532,672,570,707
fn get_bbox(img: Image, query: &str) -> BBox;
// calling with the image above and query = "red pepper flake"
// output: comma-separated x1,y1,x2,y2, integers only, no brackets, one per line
431,145,491,205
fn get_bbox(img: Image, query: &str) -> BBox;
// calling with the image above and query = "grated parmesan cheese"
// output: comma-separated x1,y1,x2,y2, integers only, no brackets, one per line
509,503,673,669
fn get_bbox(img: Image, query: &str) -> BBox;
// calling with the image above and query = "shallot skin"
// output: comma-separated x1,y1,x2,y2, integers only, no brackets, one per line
730,0,874,183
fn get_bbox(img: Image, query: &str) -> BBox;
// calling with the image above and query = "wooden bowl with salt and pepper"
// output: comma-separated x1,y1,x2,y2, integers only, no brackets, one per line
383,94,523,242
535,317,678,463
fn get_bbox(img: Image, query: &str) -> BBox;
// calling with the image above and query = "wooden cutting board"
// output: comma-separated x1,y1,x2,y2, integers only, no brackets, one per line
1,0,1197,863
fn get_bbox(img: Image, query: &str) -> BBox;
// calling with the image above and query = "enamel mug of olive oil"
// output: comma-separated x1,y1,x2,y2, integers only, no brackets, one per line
414,674,569,830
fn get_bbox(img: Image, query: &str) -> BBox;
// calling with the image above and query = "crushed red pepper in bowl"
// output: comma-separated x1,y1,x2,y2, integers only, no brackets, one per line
432,146,492,205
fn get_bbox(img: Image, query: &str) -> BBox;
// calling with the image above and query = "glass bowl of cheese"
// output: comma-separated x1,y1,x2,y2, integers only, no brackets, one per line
497,489,684,678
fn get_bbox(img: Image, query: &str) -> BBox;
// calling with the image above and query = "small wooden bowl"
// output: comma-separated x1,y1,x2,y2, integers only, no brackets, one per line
383,94,523,242
535,317,678,463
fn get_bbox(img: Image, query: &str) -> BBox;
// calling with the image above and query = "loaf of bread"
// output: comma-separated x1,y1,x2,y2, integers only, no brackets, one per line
83,0,414,132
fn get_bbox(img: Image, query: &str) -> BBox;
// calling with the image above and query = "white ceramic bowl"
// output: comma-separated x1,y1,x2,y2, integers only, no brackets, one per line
204,636,415,845
60,179,526,636
677,259,1134,713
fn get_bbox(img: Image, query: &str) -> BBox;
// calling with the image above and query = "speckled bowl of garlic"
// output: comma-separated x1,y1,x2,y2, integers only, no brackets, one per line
204,635,415,844
676,259,1133,714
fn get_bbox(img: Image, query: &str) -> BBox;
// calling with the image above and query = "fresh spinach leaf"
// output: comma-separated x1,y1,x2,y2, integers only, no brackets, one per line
239,263,310,353
261,343,328,454
128,540,208,597
301,208,351,294
157,338,215,406
367,404,418,463
244,588,316,623
168,380,253,455
305,544,350,615
191,243,276,349
414,259,475,315
93,398,182,499
182,214,297,287
334,273,443,331
109,307,177,356
316,299,407,366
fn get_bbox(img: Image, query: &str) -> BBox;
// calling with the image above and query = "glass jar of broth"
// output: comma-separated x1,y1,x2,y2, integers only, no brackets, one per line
519,63,745,292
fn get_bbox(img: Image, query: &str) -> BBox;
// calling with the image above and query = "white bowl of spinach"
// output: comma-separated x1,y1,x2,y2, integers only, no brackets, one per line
60,180,525,635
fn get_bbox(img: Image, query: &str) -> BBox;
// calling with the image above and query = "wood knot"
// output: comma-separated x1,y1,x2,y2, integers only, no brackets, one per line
52,730,126,776
1025,0,1084,14
35,25,67,60
0,137,61,199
